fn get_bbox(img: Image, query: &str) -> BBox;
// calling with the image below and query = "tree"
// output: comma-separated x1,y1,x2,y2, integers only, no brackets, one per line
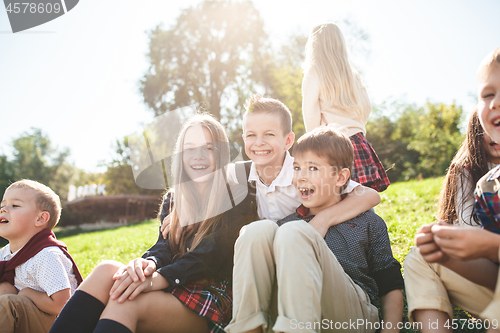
366,101,464,182
103,137,163,196
140,0,267,122
6,128,74,199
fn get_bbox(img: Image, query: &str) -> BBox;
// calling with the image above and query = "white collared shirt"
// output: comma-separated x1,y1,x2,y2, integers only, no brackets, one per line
228,151,359,221
0,244,78,296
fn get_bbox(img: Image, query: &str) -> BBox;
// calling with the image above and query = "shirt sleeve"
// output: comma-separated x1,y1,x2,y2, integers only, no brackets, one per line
301,70,322,132
29,247,74,296
341,180,360,195
366,215,404,296
455,168,480,227
142,192,174,268
156,228,231,287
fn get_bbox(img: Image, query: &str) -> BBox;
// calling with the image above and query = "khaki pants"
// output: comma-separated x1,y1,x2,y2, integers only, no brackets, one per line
226,220,379,333
0,294,56,333
404,246,500,323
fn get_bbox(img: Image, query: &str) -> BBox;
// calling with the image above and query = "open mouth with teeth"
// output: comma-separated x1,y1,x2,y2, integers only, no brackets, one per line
494,118,500,127
191,165,209,170
298,187,315,199
252,150,271,156
0,218,8,224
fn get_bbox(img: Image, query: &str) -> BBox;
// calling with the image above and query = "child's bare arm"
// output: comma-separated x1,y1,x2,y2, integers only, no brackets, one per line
380,289,404,333
0,282,18,296
417,224,499,290
18,287,70,316
309,185,380,237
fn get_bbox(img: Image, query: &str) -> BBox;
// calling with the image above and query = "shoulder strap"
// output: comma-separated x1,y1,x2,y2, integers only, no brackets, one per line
235,160,252,185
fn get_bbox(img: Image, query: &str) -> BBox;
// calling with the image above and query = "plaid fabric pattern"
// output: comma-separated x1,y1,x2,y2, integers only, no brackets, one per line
475,193,500,233
475,165,500,234
170,279,232,333
350,132,390,192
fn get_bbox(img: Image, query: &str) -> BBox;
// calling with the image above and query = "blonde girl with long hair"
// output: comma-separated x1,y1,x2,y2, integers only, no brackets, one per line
302,22,390,191
49,113,258,333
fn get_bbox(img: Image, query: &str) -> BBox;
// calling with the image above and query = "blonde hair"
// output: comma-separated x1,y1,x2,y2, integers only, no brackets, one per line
167,113,230,256
7,179,61,229
293,126,353,191
303,23,367,115
478,47,500,81
243,94,293,135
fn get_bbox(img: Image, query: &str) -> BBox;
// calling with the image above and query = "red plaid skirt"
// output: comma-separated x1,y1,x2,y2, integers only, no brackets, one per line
170,279,232,333
349,132,390,192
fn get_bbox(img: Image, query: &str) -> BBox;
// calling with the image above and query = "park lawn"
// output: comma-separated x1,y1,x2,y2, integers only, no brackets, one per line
57,177,488,333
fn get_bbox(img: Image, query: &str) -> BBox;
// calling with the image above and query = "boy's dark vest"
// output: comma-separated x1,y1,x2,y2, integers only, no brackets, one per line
0,228,83,286
234,160,257,216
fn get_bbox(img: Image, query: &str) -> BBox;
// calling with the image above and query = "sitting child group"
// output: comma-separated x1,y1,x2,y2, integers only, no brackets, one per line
0,23,499,333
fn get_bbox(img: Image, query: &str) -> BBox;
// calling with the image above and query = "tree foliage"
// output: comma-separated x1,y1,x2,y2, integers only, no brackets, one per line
0,128,75,200
366,101,464,182
140,0,267,122
103,137,163,196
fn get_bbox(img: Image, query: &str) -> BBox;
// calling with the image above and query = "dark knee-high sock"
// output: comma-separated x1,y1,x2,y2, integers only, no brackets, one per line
93,319,133,333
49,290,106,333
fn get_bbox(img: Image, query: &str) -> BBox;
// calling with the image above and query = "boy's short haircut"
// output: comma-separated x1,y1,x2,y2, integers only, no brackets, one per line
243,94,293,135
293,125,354,177
7,179,62,229
478,47,500,81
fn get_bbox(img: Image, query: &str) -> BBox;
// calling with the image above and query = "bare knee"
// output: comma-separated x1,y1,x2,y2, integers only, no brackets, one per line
79,260,124,304
0,282,17,296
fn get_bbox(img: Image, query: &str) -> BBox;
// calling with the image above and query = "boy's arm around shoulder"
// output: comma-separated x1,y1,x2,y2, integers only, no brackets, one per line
18,287,70,316
309,183,380,237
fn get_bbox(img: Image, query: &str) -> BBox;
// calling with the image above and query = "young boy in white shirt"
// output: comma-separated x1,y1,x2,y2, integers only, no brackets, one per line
229,94,380,230
0,180,82,333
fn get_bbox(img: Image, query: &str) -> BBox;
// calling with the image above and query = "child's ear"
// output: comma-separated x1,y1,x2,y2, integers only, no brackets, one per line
335,168,351,187
35,211,50,228
285,132,295,150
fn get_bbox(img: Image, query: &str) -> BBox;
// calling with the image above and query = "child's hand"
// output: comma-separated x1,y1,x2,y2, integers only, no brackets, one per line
308,216,329,238
112,272,168,303
111,274,153,303
110,258,156,301
415,223,450,264
113,258,156,283
431,224,500,262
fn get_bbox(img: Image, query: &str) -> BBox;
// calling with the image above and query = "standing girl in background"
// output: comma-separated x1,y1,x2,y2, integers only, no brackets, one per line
437,108,500,227
302,22,390,192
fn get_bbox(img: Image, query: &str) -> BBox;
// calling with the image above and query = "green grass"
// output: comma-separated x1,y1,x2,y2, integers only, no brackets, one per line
377,177,443,264
54,177,486,332
56,221,159,277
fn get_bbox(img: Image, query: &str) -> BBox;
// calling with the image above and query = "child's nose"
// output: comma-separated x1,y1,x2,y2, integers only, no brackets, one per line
193,147,207,159
492,94,500,109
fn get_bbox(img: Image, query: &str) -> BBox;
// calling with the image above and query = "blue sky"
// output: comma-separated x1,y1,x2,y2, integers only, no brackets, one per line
1,0,499,172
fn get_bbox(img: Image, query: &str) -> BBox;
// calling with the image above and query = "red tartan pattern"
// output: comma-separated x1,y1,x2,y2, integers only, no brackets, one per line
170,279,232,333
349,132,390,192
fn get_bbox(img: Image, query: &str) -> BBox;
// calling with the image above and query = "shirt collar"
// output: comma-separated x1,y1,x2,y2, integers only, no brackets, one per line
248,151,294,189
296,205,314,218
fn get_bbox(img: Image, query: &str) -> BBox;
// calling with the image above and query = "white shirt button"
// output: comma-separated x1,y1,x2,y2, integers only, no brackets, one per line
175,279,180,284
